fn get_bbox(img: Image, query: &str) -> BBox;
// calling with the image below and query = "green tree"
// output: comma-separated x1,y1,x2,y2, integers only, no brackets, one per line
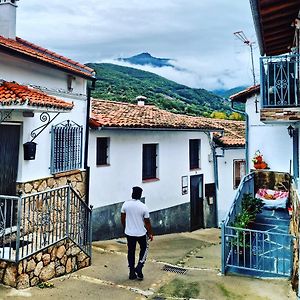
210,111,227,119
229,112,244,121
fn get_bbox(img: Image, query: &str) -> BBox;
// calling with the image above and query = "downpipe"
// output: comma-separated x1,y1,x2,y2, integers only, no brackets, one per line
231,101,249,173
84,79,96,206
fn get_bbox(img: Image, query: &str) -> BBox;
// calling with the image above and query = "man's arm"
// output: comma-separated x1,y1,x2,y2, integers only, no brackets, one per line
121,213,126,231
144,218,153,241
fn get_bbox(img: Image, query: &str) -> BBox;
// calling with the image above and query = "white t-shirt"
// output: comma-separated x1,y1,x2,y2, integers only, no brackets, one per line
121,199,150,237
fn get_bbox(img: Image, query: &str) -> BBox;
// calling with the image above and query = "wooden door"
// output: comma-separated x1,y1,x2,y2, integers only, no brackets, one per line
0,125,20,195
190,175,204,231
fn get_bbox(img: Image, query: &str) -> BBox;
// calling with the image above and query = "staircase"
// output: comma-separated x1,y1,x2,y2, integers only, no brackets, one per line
221,172,294,278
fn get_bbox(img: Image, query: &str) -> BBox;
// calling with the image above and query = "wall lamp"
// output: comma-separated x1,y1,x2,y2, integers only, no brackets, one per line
287,125,295,138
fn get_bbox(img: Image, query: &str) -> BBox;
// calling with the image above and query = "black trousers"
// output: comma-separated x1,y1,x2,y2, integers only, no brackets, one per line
126,235,148,270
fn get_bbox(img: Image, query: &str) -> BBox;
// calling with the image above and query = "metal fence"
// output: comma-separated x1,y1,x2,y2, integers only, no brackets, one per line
0,185,92,262
260,54,300,107
221,172,294,277
223,173,255,227
222,226,293,277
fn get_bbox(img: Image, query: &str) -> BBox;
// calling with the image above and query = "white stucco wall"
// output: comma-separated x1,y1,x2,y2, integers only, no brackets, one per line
0,52,87,95
0,51,88,183
246,94,292,172
4,95,87,183
89,129,215,213
216,148,245,223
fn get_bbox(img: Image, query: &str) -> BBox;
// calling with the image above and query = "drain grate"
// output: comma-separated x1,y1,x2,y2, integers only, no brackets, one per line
162,265,187,275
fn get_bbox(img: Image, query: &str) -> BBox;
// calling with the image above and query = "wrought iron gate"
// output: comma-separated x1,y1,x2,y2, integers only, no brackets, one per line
0,185,92,262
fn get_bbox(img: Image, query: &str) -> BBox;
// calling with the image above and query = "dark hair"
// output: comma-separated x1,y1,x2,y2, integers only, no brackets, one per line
132,186,143,199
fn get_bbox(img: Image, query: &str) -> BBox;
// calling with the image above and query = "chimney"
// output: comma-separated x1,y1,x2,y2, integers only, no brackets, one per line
136,95,147,106
0,0,19,39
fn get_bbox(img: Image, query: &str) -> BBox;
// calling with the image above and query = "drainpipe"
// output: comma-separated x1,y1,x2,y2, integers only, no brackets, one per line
231,101,249,174
206,132,225,227
84,79,96,205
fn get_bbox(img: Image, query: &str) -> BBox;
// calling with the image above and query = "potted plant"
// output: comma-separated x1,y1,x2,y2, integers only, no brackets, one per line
241,193,264,222
252,150,268,169
230,193,263,256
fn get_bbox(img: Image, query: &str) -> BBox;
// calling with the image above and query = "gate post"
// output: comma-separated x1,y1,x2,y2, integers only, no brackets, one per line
66,185,71,238
15,192,22,262
89,205,93,259
221,221,225,274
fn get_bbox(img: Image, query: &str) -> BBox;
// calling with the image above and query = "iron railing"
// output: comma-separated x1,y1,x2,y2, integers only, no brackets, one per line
50,120,83,174
260,54,300,108
221,172,294,277
223,226,293,277
223,173,255,226
0,185,92,262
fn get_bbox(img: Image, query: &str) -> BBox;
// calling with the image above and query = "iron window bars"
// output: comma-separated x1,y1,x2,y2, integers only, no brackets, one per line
50,120,83,174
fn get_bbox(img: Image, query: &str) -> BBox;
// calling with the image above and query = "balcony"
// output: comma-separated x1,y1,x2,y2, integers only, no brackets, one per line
260,54,300,123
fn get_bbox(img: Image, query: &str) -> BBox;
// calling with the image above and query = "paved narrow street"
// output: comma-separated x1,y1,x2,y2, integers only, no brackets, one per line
0,229,296,300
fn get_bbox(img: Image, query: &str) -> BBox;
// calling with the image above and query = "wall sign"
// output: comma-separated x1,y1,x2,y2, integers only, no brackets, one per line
181,176,188,195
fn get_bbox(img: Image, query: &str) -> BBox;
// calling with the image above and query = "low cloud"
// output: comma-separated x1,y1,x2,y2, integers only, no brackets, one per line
17,0,259,90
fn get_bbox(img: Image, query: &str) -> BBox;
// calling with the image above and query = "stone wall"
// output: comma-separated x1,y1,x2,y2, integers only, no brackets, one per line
17,170,86,200
0,238,90,289
261,107,300,122
254,171,291,194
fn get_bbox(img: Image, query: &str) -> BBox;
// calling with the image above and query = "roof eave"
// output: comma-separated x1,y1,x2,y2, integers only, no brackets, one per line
0,104,72,113
0,44,95,80
90,124,223,133
249,0,266,56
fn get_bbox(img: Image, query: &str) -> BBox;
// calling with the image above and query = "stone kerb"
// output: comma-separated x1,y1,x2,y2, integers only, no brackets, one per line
0,238,90,289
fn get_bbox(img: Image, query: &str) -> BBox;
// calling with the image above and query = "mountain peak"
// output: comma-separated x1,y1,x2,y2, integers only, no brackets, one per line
118,52,173,68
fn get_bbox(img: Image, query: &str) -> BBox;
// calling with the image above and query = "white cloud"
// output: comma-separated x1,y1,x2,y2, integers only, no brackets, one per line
16,0,259,90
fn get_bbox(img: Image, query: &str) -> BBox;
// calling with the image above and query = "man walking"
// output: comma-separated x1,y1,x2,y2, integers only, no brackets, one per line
121,186,153,280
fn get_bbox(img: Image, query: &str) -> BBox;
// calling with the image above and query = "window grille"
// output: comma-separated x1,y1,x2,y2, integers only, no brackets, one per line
50,120,83,174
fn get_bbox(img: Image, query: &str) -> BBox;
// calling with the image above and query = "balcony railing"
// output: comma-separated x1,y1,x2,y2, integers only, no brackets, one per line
260,54,300,107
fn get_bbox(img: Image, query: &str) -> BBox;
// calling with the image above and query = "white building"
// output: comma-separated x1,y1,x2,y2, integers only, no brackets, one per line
0,0,95,289
212,119,246,223
89,99,245,239
0,0,95,197
230,86,292,174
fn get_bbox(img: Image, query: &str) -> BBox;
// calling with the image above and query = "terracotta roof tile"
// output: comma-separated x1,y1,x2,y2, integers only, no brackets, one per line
0,36,94,79
90,100,245,147
0,81,73,110
91,99,224,130
212,119,245,147
230,85,260,103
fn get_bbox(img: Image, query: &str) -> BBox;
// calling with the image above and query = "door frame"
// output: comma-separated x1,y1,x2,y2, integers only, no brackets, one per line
190,174,204,231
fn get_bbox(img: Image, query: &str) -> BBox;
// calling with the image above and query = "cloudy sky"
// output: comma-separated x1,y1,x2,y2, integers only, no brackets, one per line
17,0,259,91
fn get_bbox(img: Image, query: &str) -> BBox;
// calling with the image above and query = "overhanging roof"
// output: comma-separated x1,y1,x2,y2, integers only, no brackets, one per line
250,0,300,56
0,81,73,112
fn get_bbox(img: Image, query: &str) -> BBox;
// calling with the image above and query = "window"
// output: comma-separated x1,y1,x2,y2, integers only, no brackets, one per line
189,139,201,169
142,144,158,180
233,160,246,189
96,137,110,166
50,120,83,174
